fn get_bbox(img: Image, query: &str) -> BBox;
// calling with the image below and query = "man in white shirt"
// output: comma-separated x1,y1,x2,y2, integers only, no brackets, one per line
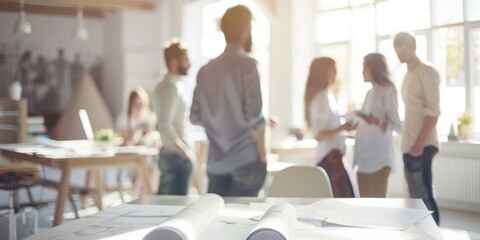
394,32,441,225
190,5,267,196
154,39,194,195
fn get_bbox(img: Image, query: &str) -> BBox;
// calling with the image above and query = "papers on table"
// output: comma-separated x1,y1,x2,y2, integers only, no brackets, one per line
26,196,435,240
251,199,432,231
0,137,158,159
25,204,184,240
297,199,432,230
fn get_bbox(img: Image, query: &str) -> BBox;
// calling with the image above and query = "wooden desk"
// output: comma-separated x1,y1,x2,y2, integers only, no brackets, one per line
132,195,443,240
0,143,157,226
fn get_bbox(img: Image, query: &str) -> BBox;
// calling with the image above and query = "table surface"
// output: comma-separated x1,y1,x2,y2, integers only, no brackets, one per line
0,142,157,226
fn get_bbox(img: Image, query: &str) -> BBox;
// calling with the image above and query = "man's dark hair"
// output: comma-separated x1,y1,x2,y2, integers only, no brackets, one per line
393,32,416,48
164,39,187,67
220,5,252,43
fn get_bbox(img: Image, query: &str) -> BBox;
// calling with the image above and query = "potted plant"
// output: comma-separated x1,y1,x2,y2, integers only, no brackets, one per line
457,111,472,139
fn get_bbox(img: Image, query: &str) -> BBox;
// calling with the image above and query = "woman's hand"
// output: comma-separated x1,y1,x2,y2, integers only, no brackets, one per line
359,114,387,132
341,121,358,132
359,113,379,125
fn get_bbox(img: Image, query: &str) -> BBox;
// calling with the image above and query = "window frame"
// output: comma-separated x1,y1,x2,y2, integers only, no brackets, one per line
315,0,480,139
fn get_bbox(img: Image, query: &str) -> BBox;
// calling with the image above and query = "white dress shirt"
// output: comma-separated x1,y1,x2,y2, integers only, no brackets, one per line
354,84,402,174
401,62,441,153
309,90,346,164
154,73,193,153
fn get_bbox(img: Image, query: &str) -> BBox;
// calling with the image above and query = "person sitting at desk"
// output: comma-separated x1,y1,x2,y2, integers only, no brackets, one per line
116,87,160,191
116,87,159,147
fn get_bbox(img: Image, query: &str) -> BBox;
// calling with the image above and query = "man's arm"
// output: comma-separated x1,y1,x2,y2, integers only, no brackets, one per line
156,85,194,159
190,71,202,126
243,60,267,163
410,116,438,156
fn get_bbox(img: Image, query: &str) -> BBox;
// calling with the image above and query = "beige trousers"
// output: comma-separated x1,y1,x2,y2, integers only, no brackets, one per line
357,166,391,198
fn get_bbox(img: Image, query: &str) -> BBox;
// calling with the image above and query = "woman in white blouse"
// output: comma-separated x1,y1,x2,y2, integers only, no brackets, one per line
354,53,402,197
304,57,357,197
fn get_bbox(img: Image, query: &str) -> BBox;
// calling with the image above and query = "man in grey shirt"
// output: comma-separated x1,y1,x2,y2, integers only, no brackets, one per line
190,5,267,197
154,39,194,195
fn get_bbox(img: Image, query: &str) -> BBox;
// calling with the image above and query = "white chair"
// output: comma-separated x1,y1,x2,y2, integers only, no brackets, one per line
267,165,333,198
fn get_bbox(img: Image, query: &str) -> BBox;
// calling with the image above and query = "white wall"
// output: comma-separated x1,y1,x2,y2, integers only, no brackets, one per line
102,11,124,118
268,0,315,129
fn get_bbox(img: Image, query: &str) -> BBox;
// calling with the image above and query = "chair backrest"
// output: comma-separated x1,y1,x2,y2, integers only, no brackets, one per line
0,98,28,144
267,165,333,198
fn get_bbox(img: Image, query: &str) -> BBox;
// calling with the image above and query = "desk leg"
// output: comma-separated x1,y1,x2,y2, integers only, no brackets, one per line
93,169,104,211
137,156,152,201
53,164,71,226
82,170,92,209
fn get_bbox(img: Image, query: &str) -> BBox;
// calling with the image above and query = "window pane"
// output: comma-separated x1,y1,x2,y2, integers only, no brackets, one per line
467,0,480,21
350,0,373,7
315,9,351,44
438,27,465,87
317,0,348,11
350,6,375,108
473,29,480,134
317,44,349,113
436,27,465,136
376,0,430,35
434,0,463,25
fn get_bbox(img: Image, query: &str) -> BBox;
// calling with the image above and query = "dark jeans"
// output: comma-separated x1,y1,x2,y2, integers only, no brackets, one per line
403,146,440,225
317,150,354,198
208,160,267,197
157,151,192,195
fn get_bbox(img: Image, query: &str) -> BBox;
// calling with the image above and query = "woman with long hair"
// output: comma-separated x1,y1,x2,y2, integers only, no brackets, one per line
304,57,356,197
116,87,159,146
354,53,402,197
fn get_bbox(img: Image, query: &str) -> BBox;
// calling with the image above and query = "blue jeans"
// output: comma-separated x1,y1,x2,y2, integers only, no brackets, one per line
208,160,267,197
403,146,440,225
157,151,192,195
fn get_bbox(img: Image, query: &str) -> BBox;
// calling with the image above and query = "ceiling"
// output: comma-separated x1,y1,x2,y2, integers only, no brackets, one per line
0,0,156,18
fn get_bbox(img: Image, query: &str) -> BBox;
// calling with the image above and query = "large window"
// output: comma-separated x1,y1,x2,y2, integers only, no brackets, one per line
316,0,480,138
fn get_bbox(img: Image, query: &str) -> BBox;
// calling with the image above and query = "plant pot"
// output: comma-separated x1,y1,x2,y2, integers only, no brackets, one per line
457,124,470,140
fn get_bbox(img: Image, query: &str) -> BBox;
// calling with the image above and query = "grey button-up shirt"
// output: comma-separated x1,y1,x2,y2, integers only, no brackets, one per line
190,45,266,174
154,73,193,153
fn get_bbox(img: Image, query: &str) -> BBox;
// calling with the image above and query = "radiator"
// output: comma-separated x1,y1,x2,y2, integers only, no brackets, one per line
434,154,480,205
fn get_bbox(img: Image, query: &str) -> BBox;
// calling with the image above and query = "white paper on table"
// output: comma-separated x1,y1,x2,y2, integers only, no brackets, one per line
296,200,432,230
197,204,261,240
247,203,297,240
144,194,224,240
25,204,184,240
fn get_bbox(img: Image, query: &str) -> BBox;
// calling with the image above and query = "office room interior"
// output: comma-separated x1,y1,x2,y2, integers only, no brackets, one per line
0,0,479,239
